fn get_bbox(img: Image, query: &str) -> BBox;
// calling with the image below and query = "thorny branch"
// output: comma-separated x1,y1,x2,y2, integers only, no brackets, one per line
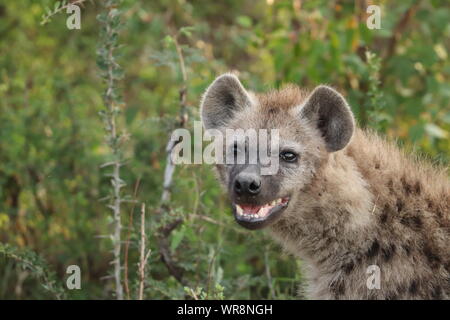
98,0,125,300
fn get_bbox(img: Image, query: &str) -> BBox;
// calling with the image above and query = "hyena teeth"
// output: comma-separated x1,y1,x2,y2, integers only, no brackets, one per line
236,205,243,215
260,209,265,217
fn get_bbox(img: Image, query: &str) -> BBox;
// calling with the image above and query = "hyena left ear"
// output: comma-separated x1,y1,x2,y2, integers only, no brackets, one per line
300,85,355,152
201,73,253,129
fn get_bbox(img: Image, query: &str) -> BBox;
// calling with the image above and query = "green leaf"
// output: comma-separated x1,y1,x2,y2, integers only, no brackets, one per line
236,15,252,28
163,35,174,46
170,226,185,251
179,26,196,38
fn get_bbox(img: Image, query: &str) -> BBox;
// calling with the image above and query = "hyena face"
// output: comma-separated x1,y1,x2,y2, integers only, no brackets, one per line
201,73,354,230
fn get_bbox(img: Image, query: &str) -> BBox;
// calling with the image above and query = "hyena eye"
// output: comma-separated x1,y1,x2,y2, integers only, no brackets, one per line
280,151,298,162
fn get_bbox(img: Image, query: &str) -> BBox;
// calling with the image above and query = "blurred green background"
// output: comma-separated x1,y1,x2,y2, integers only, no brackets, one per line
0,0,449,299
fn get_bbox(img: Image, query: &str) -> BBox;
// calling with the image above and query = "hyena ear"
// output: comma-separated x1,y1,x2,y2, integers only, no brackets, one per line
201,73,253,129
300,85,355,152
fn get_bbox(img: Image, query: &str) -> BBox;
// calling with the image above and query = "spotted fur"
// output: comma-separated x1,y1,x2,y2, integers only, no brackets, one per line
201,73,450,300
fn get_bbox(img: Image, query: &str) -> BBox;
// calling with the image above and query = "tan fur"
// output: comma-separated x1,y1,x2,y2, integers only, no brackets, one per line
256,85,308,111
271,128,449,299
201,74,450,300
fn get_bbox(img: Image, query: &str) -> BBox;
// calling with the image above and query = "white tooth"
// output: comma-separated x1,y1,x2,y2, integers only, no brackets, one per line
270,200,276,206
276,198,282,204
236,205,243,215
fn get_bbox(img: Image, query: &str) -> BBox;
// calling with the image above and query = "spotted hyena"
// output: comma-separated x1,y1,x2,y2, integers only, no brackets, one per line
200,73,450,300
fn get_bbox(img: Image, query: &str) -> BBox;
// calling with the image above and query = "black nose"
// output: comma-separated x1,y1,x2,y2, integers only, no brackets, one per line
234,173,261,196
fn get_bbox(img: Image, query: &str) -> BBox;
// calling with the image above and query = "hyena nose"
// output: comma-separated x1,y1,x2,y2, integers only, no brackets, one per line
234,174,261,196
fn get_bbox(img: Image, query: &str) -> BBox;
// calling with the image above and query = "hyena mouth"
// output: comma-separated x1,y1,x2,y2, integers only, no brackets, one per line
233,197,290,230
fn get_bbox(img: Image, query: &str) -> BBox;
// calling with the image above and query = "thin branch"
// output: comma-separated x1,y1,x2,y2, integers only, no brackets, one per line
138,203,151,300
124,176,141,300
98,0,125,300
160,34,189,204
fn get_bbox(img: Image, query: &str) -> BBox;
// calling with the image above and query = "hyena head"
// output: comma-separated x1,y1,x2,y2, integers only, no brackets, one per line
201,73,355,230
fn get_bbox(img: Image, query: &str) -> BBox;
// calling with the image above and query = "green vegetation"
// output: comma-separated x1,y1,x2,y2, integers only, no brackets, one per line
0,0,448,299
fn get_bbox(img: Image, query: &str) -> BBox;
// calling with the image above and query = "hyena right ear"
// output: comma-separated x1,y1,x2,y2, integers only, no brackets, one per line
201,73,253,129
300,85,355,152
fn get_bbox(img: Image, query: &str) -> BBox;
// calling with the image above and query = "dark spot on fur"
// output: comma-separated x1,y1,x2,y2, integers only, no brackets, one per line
381,244,396,262
380,212,388,224
343,261,354,274
367,240,380,258
402,245,412,256
396,199,404,212
387,179,394,192
375,162,380,169
423,244,441,269
318,256,327,265
401,177,412,195
414,181,421,195
380,205,390,223
431,286,443,299
268,108,278,114
400,215,423,230
426,199,433,209
444,262,450,273
409,280,418,295
404,184,412,194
